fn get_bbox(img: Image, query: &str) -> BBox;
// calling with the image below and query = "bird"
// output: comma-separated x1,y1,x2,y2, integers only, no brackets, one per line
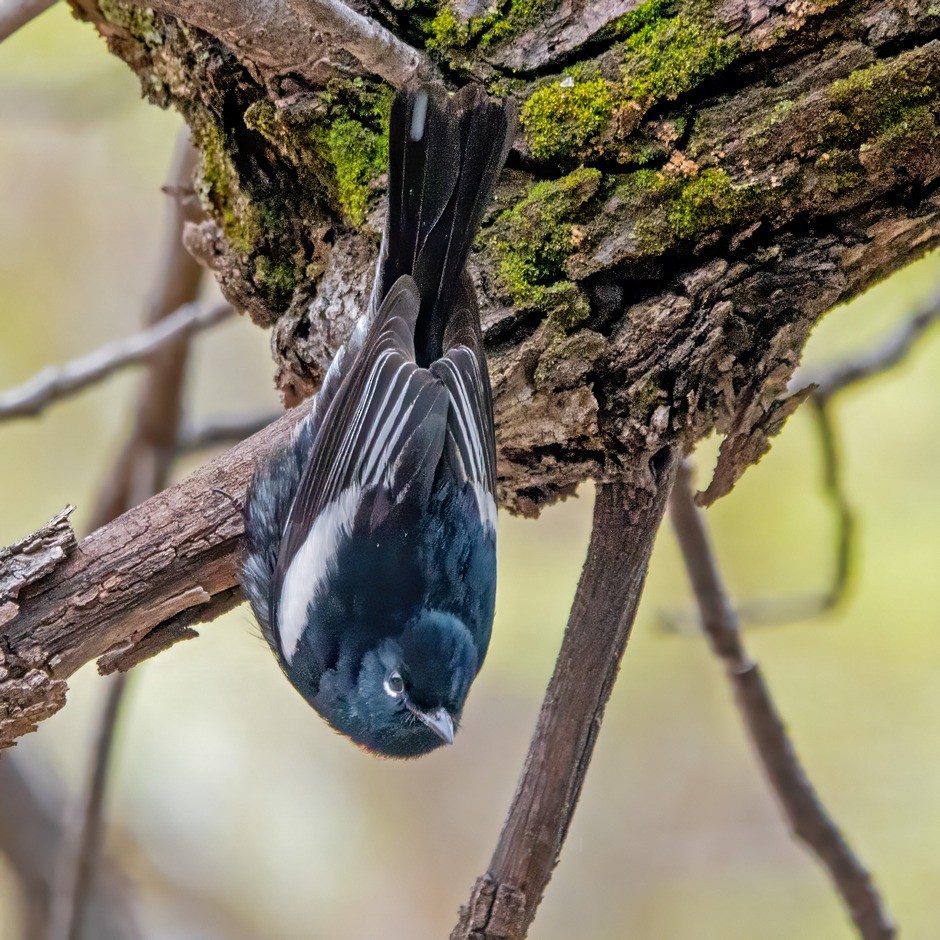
240,83,516,758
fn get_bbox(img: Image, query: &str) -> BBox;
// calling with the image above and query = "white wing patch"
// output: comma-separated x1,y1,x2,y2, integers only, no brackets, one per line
277,485,361,663
472,481,498,533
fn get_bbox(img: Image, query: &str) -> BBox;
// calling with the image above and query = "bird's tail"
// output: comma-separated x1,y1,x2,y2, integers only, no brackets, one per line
373,83,516,366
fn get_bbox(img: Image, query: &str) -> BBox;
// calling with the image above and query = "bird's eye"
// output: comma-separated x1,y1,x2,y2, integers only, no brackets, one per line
384,673,405,697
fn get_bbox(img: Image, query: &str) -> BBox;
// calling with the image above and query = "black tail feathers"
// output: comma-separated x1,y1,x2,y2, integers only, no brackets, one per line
375,83,516,366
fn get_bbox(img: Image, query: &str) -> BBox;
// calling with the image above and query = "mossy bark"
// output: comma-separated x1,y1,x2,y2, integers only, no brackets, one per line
69,0,940,512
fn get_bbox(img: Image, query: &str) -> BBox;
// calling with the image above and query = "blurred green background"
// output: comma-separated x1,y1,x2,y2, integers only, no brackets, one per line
2,8,939,939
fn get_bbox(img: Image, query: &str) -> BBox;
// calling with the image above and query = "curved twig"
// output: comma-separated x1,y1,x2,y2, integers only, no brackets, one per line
669,461,895,940
0,301,232,423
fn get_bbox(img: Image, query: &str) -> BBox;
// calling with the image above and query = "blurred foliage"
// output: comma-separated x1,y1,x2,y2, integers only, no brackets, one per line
2,7,940,940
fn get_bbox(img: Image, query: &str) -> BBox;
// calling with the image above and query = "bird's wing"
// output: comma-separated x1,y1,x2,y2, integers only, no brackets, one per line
272,276,449,662
431,344,497,534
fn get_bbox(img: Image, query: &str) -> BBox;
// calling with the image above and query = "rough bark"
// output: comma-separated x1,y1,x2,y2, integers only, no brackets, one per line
64,0,940,515
0,406,306,749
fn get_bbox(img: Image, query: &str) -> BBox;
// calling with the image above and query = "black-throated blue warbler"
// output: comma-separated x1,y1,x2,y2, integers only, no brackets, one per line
240,84,515,758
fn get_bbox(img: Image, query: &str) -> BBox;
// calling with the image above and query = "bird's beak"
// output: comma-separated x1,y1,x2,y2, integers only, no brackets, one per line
416,707,455,745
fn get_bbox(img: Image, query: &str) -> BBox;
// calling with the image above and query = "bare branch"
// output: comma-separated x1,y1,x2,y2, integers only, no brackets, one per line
734,296,940,626
0,757,142,940
46,673,130,940
668,461,895,940
44,130,205,940
452,454,679,940
0,400,309,750
133,0,436,87
0,0,56,43
175,411,280,456
803,291,940,402
0,301,233,422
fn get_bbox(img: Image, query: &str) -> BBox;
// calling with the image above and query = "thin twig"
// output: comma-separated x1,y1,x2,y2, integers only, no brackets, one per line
46,674,131,940
175,410,280,455
803,290,940,401
0,300,231,422
690,297,940,629
0,756,142,940
452,457,679,940
0,0,56,42
45,130,205,940
669,460,895,940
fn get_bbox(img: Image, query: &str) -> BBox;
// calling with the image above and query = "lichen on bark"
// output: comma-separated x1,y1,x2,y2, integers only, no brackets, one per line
67,0,940,511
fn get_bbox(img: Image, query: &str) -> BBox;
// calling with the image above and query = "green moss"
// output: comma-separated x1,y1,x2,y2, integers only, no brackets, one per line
480,0,556,48
243,99,279,141
609,166,765,255
490,167,601,315
630,370,666,418
830,52,940,141
98,0,163,46
521,78,615,161
606,0,672,37
667,167,748,238
813,149,862,195
254,255,298,301
424,0,557,53
316,117,388,225
194,122,256,252
426,6,469,48
621,16,740,101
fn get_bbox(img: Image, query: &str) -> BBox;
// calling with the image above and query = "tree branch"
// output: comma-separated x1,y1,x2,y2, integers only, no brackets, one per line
804,290,940,403
0,300,232,422
175,411,280,456
0,402,306,750
668,461,895,940
452,452,679,940
0,0,56,42
131,0,435,87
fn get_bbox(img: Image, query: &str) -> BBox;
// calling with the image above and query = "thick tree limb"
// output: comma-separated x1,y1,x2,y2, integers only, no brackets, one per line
0,403,306,750
62,0,940,515
452,453,679,940
0,301,232,422
669,461,895,940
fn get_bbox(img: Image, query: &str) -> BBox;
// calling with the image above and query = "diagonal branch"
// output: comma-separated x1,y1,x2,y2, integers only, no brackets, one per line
129,0,436,87
0,400,307,750
668,461,895,940
734,295,940,627
0,300,232,422
452,452,679,940
0,0,56,42
175,410,280,456
803,290,940,403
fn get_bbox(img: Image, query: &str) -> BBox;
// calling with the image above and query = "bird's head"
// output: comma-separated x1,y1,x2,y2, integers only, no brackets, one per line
321,610,479,758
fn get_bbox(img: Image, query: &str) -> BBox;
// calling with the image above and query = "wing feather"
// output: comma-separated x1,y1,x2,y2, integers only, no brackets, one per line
273,277,450,660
